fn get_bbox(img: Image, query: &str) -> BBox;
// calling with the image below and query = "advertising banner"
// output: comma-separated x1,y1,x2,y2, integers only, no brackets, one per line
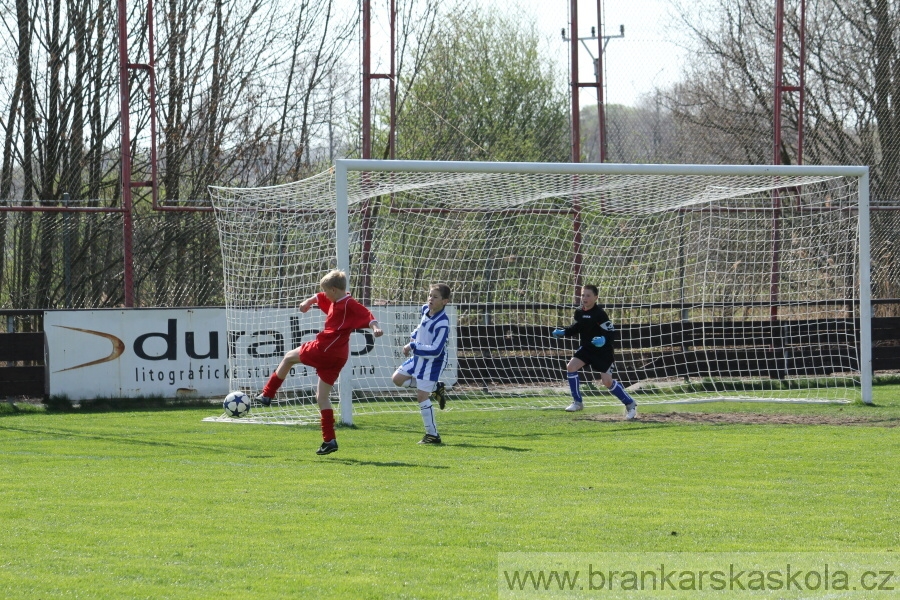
45,309,228,400
44,307,456,401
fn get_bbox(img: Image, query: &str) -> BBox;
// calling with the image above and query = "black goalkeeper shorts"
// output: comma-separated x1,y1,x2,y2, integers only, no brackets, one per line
574,346,615,373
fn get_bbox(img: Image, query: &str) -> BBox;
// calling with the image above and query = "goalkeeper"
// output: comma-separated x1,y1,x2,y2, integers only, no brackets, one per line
552,284,637,419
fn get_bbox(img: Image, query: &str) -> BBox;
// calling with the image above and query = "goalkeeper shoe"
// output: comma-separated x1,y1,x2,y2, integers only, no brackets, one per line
418,433,443,445
564,402,584,412
316,439,339,455
255,393,273,407
433,381,449,410
625,403,638,420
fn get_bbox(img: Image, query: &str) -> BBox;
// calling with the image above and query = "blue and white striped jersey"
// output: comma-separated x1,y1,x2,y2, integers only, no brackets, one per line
406,304,450,381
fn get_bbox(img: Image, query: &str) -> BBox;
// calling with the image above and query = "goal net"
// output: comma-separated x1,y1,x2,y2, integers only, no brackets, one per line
208,161,871,424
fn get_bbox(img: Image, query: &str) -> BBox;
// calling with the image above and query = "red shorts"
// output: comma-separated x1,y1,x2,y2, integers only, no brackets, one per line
298,341,348,386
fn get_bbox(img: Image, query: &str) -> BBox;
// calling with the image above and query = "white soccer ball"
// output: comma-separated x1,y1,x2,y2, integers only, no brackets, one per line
223,390,251,418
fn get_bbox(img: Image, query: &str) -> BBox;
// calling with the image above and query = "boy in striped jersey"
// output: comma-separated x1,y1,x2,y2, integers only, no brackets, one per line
392,283,452,444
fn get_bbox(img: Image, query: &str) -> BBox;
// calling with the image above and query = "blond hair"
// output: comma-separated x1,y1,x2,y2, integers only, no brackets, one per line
320,269,347,291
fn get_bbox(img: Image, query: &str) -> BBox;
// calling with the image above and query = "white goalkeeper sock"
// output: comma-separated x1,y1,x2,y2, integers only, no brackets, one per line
419,399,438,436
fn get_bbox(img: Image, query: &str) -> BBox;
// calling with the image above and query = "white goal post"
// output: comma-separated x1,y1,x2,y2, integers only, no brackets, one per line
208,160,872,425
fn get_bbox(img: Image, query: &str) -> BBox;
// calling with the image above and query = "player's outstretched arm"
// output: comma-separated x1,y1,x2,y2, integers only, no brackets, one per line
298,296,317,313
370,320,384,338
552,324,578,338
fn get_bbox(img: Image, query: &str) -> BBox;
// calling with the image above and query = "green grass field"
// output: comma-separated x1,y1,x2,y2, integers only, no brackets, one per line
2,387,899,599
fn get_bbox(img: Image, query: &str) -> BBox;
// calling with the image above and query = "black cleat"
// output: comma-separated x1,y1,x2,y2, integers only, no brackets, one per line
433,381,449,410
418,433,443,445
316,439,338,455
255,393,272,407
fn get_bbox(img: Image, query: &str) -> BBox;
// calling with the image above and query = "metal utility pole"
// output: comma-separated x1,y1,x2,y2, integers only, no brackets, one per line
565,0,623,162
118,0,166,304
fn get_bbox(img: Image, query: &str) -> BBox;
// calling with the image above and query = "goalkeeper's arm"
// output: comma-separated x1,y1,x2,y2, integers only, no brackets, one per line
598,319,618,345
552,324,578,338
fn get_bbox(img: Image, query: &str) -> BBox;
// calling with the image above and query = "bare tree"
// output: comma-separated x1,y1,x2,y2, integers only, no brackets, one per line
661,0,900,193
648,0,900,311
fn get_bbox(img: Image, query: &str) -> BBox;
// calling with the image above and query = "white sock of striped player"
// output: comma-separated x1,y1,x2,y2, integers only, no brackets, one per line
567,372,583,405
609,381,636,406
419,399,438,436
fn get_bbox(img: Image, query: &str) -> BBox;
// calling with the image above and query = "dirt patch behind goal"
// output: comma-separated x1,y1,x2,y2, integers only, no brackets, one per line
583,412,899,427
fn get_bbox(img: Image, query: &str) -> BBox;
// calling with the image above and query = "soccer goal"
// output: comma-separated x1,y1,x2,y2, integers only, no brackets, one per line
208,160,872,425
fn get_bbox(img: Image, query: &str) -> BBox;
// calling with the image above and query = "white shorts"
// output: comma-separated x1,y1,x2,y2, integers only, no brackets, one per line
394,364,438,393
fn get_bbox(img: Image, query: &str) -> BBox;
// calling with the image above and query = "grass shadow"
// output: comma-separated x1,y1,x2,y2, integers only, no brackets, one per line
325,457,451,469
447,442,531,452
42,395,220,413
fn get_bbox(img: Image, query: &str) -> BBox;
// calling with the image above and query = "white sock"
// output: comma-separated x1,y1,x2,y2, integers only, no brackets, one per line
419,399,438,436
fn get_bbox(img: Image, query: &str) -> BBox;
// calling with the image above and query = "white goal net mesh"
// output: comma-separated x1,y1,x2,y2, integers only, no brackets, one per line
209,162,867,424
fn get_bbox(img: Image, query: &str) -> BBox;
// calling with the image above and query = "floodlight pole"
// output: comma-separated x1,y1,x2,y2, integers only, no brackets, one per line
117,0,135,307
565,0,622,301
361,0,396,161
361,0,372,160
773,0,805,166
359,0,396,305
117,0,160,306
569,0,580,163
770,0,805,357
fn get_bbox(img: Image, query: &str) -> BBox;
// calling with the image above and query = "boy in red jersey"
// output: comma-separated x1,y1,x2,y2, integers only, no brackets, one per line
256,269,383,455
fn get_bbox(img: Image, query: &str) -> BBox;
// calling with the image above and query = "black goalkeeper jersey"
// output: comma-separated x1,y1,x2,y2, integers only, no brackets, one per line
561,303,617,359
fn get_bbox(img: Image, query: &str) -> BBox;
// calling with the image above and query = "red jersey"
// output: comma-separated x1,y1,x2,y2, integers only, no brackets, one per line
309,292,376,359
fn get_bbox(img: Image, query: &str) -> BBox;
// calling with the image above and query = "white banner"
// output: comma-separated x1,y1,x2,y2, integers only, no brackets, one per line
228,305,457,394
45,309,228,400
44,307,457,401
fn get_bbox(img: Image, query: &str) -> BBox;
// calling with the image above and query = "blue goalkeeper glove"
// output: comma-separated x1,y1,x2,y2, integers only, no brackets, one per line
591,336,606,348
551,328,566,338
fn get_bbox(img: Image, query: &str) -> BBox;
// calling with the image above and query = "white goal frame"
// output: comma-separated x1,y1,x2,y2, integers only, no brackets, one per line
333,160,873,421
208,159,872,426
